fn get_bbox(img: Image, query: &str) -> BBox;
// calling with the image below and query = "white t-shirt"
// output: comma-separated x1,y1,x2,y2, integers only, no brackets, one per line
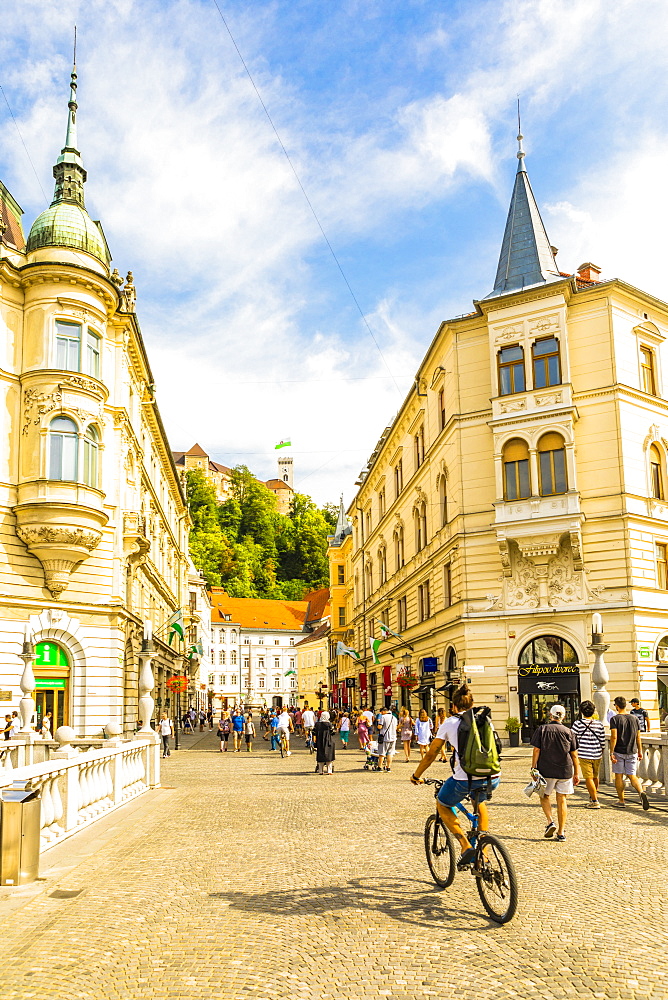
362,710,374,726
378,713,397,743
339,717,350,732
159,718,172,736
10,717,21,735
302,710,316,728
277,712,291,731
436,715,465,779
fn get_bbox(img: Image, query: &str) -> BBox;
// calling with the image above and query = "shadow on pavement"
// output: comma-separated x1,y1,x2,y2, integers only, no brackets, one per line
210,876,505,931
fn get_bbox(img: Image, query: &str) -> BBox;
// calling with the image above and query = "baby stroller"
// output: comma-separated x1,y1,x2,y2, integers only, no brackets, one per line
363,741,381,771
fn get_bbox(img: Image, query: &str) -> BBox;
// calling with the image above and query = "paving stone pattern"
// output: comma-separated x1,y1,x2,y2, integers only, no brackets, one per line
2,731,667,999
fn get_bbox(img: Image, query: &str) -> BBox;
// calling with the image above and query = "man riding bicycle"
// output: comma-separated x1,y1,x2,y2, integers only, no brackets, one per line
410,684,500,868
276,707,293,756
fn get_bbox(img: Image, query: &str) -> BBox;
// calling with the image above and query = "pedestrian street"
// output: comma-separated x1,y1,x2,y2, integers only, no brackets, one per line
2,731,667,1000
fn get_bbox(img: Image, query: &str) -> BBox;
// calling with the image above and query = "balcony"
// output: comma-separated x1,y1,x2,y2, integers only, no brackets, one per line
490,383,574,424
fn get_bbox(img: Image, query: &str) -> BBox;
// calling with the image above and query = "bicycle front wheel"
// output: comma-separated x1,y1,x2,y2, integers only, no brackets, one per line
475,834,518,924
424,814,456,888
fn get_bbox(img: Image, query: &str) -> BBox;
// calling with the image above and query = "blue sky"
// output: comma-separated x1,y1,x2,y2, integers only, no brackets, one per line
3,0,668,504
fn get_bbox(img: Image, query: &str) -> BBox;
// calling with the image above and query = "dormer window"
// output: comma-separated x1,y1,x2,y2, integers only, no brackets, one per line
532,337,561,389
498,345,525,395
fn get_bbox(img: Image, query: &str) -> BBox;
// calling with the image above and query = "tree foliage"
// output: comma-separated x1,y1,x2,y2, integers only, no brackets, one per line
186,465,335,599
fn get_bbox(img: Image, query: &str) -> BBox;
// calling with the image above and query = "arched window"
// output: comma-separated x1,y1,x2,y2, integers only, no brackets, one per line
650,444,664,500
84,425,99,487
414,501,427,552
538,432,567,496
378,546,387,586
394,526,404,572
49,417,78,481
503,438,530,500
439,475,448,527
364,559,373,595
519,635,577,666
231,650,237,665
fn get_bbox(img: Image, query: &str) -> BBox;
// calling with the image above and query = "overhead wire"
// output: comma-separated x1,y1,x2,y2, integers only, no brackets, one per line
208,0,404,400
0,82,49,204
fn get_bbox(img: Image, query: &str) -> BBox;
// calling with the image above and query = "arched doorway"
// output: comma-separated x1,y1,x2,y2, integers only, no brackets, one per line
518,635,580,739
34,640,70,733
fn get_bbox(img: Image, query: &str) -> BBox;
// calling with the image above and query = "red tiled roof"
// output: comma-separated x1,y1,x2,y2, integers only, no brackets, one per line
294,621,330,646
209,588,308,630
265,479,293,490
210,460,232,475
304,587,330,624
186,443,209,457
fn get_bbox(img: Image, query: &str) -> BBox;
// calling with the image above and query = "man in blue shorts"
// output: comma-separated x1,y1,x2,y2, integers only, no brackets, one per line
410,683,500,867
230,708,245,752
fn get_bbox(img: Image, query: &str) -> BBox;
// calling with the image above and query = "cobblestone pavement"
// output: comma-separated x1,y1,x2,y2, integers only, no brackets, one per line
2,731,667,999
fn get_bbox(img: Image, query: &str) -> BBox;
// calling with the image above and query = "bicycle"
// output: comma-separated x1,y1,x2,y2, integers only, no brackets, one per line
422,778,518,924
305,730,315,753
278,730,290,758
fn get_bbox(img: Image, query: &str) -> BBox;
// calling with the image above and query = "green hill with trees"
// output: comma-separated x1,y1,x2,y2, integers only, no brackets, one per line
185,465,337,599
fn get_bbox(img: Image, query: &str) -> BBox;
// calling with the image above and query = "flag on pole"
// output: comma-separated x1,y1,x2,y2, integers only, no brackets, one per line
336,641,360,661
377,621,402,642
369,636,383,665
275,439,291,450
186,641,204,660
168,611,185,646
284,669,297,676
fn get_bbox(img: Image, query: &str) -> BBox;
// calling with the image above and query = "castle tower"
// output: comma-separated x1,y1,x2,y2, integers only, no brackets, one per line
278,455,293,488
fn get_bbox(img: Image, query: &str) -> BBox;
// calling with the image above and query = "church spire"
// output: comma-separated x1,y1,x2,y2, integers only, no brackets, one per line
485,113,559,299
333,495,350,545
52,34,87,208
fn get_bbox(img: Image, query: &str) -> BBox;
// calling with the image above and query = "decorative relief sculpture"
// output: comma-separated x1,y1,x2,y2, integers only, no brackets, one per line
535,392,563,406
61,374,104,396
16,524,103,598
494,323,523,343
547,539,580,606
505,549,539,609
22,386,63,434
499,399,526,413
529,315,559,334
123,271,136,312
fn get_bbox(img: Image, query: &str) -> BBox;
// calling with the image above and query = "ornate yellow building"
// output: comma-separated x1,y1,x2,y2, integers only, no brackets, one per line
0,65,189,735
338,132,668,736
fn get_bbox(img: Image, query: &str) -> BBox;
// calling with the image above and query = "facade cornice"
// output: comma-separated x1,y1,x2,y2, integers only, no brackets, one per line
14,259,120,315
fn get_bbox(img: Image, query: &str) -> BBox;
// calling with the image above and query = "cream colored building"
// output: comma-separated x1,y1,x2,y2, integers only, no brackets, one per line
0,66,189,736
295,622,329,710
327,499,356,709
341,133,668,737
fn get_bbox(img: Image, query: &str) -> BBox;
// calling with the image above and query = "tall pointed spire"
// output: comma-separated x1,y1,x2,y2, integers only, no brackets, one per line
333,495,350,545
485,111,559,298
52,29,87,208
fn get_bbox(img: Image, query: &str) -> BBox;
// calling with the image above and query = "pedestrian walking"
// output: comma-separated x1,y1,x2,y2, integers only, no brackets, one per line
3,714,12,740
530,704,580,841
629,698,650,734
158,713,173,757
357,712,370,749
314,710,336,774
40,711,52,738
571,701,605,808
610,696,650,809
199,710,206,732
244,714,256,751
207,709,214,730
377,705,398,772
435,707,448,761
338,712,350,748
231,709,245,751
398,708,413,761
269,711,280,750
10,711,21,737
414,709,433,758
217,713,231,751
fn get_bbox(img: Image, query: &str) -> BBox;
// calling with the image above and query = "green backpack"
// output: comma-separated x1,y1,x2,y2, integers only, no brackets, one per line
456,707,502,790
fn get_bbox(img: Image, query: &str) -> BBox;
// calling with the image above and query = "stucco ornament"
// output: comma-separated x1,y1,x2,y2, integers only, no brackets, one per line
16,524,103,598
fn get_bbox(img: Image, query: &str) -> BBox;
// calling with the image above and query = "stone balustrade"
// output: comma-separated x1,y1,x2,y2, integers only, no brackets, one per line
602,733,668,800
0,730,160,852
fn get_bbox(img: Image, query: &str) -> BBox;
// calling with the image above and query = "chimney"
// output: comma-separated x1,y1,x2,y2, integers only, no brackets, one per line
576,262,602,283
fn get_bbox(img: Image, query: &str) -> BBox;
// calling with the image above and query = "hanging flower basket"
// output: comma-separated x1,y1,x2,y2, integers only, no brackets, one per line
397,672,419,690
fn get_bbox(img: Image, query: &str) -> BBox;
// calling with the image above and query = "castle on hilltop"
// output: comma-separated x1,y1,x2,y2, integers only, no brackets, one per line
172,443,294,514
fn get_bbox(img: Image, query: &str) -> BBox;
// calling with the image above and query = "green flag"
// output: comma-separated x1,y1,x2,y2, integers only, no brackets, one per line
284,669,297,676
168,612,185,646
369,636,383,665
336,641,360,661
275,439,291,450
377,621,402,642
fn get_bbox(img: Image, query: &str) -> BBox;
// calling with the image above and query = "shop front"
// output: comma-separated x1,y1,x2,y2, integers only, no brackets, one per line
517,635,581,740
34,640,70,733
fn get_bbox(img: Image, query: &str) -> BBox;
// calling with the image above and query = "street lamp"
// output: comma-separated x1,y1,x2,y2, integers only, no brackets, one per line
315,680,327,711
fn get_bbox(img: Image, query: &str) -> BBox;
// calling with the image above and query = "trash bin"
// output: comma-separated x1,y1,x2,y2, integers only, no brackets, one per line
0,780,41,885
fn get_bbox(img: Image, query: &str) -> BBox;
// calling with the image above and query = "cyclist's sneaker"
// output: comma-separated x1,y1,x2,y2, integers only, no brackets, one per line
585,800,601,809
640,791,650,810
556,833,566,842
544,821,556,838
457,847,476,869
286,751,292,756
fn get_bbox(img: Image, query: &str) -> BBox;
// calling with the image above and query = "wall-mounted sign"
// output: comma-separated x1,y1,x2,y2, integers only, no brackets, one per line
345,677,356,688
422,657,438,674
35,678,67,689
510,686,518,692
518,664,579,677
464,665,485,673
637,643,653,660
0,690,12,702
494,694,507,702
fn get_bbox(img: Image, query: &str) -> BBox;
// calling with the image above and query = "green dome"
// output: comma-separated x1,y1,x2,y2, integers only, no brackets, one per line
27,202,109,264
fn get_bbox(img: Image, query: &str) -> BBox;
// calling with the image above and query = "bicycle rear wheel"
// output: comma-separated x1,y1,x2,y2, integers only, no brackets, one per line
424,814,456,888
279,736,286,758
474,834,518,923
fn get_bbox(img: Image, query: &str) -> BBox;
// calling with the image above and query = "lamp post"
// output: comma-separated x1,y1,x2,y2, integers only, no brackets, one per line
589,612,610,727
401,651,413,714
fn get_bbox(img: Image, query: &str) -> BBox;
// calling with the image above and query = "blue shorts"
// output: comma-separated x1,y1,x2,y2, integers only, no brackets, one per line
437,775,500,808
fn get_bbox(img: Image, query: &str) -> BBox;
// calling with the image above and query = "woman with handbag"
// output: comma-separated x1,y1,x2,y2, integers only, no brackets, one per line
398,707,413,761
